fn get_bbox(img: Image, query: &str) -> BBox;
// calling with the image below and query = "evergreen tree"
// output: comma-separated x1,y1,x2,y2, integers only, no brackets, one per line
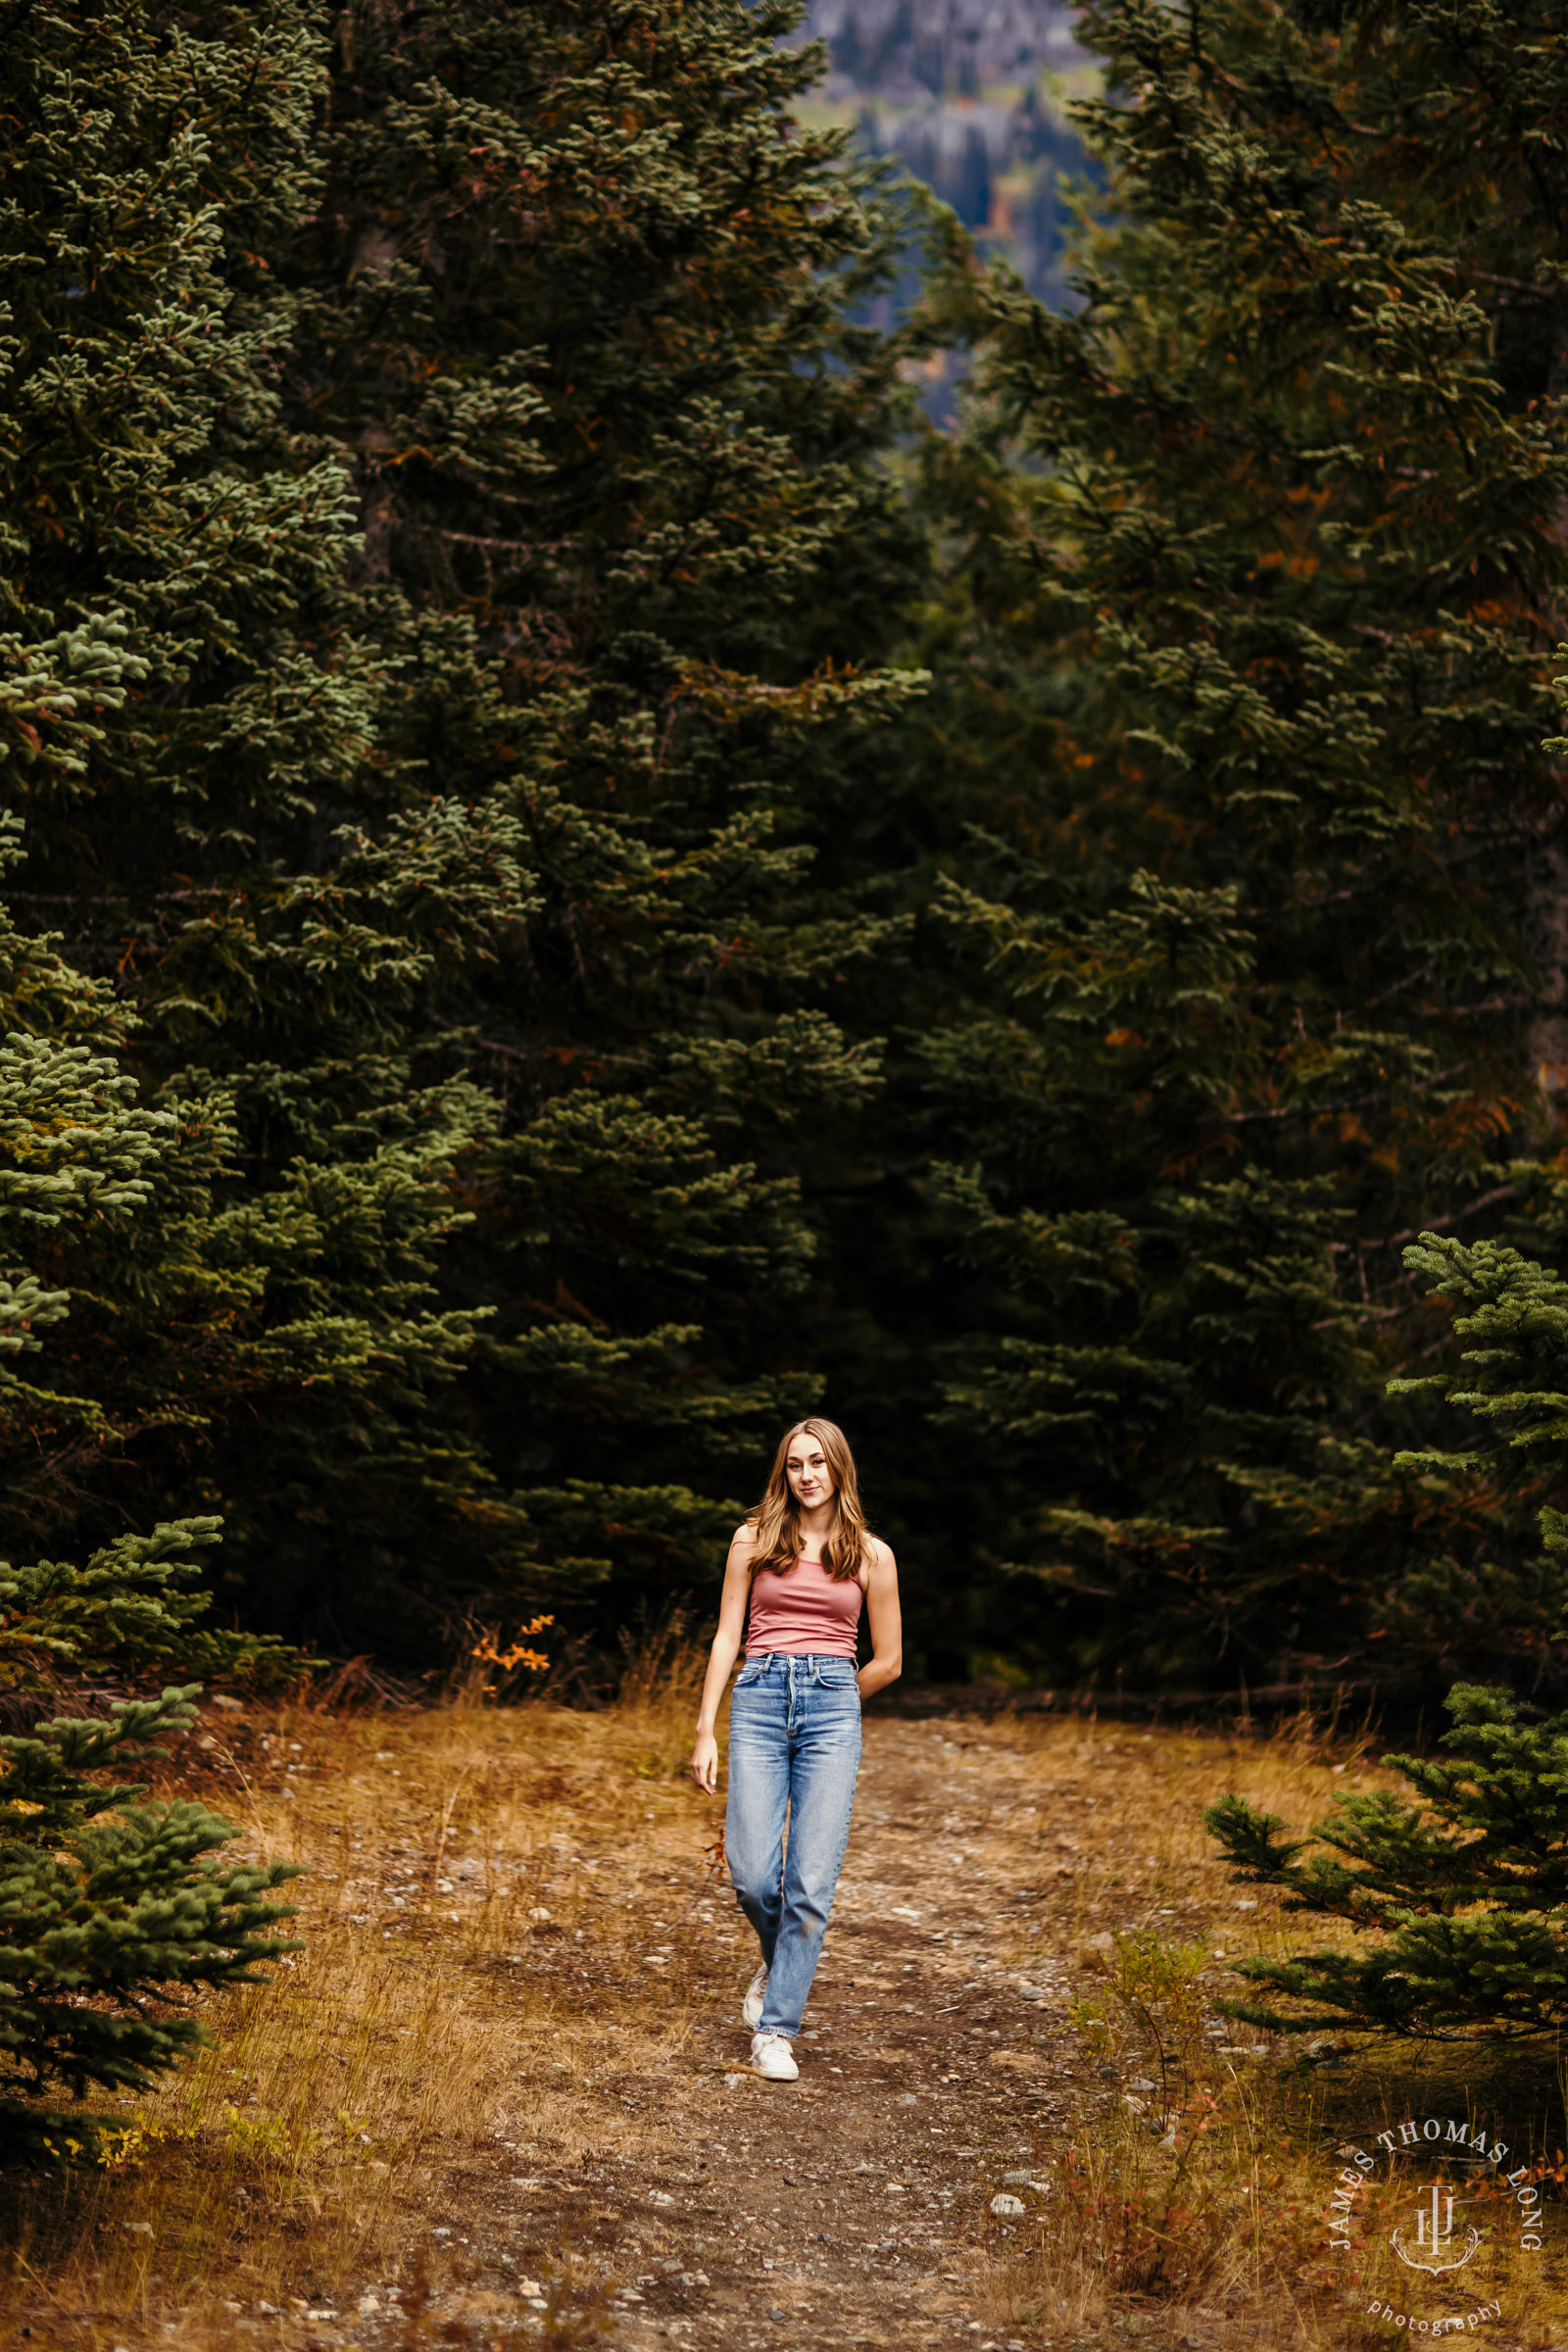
259,0,933,1641
879,0,1568,1689
1205,1684,1568,2045
0,640,299,2157
1,2,532,1647
0,1680,300,2164
1202,1211,1568,2039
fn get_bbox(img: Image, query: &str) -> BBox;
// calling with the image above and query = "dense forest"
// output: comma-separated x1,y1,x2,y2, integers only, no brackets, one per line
4,0,1567,1708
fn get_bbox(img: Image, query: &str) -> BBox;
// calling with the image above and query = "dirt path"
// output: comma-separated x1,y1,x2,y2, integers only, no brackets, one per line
24,1700,1345,2350
25,1693,1559,2352
413,1718,1068,2351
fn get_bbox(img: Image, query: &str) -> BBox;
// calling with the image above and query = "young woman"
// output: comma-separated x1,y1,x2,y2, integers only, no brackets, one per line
689,1418,902,2081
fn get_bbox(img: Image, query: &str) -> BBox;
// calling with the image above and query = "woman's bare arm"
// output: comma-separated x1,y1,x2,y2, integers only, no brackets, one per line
689,1524,757,1792
858,1539,903,1702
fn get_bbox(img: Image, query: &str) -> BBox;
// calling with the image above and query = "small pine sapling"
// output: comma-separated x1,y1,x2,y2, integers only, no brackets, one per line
1204,1685,1568,2045
0,1682,301,2163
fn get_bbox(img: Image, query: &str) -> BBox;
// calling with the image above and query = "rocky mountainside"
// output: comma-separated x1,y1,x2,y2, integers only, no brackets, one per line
800,1,1093,303
806,0,1085,97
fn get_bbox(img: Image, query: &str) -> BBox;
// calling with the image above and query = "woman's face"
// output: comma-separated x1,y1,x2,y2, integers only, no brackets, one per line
785,1435,835,1510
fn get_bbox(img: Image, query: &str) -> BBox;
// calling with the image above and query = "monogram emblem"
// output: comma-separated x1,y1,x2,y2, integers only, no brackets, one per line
1392,2182,1481,2276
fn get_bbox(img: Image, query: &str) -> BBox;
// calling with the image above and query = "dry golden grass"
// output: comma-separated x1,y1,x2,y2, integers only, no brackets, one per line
3,1680,1564,2352
958,1709,1568,2351
1,1643,728,2349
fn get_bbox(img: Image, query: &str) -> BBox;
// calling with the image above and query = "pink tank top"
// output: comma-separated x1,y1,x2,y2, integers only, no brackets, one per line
747,1554,863,1659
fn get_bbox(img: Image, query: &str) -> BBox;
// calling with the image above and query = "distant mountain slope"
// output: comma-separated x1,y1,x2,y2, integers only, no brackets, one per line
799,1,1095,306
806,0,1085,97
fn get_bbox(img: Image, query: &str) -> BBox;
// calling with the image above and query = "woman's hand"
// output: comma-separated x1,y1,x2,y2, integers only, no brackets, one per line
689,1523,756,1797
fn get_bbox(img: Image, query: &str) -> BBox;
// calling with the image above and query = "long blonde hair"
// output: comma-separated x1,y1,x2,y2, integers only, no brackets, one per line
748,1417,872,1584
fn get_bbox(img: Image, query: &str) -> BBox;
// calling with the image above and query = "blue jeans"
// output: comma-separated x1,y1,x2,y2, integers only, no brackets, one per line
725,1651,861,2040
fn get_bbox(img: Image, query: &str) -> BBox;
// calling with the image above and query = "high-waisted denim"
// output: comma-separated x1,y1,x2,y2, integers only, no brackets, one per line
725,1651,861,2040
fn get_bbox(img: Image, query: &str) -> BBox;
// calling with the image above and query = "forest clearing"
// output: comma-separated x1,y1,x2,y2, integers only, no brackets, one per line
9,1667,1563,2352
6,0,1568,2342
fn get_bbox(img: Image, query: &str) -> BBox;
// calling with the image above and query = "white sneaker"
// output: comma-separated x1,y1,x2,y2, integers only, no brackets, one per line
742,1964,769,2029
750,2032,799,2082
